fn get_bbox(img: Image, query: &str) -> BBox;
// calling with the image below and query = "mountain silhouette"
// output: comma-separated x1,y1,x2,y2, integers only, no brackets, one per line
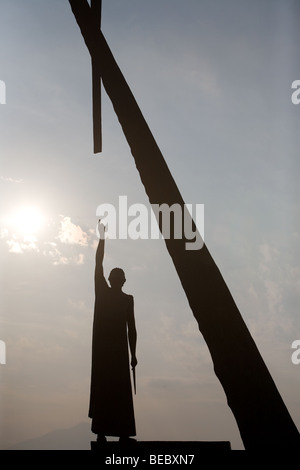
7,422,93,450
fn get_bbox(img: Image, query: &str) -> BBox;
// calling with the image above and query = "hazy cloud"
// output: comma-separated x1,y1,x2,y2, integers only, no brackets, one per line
0,176,24,184
56,216,89,247
6,234,39,254
1,215,91,266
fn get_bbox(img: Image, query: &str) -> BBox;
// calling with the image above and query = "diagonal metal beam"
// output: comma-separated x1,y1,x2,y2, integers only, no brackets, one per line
68,0,300,450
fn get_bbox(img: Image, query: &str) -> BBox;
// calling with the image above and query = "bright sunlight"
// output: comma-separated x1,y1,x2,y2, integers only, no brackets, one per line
5,205,46,236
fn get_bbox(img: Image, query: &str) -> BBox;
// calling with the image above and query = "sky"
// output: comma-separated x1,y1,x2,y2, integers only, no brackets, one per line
0,0,300,450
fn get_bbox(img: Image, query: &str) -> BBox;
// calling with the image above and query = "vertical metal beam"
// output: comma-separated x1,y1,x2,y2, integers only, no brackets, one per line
68,0,300,450
91,0,102,153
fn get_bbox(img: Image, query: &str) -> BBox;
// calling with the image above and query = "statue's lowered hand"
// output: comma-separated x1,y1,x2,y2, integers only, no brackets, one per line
131,356,138,368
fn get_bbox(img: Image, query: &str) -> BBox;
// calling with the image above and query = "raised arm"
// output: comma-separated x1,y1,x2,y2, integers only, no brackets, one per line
94,221,108,294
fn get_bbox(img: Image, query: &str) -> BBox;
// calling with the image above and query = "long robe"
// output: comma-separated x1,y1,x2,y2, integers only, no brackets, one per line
89,244,136,437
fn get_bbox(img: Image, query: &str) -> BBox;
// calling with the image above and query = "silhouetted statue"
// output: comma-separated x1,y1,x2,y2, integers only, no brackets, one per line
89,222,137,443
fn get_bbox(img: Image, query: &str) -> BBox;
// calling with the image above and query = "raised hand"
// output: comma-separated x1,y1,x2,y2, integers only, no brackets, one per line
97,219,107,239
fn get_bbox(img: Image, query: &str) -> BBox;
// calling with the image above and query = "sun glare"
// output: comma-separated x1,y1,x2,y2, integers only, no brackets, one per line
6,206,46,236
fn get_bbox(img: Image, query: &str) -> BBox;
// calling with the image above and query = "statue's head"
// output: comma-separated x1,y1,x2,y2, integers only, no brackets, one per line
108,268,126,289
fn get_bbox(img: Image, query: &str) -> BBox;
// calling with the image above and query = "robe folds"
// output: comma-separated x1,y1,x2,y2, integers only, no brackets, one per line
89,266,136,437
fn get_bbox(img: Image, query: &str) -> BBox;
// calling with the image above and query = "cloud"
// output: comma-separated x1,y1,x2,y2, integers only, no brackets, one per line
56,216,88,247
1,214,90,266
6,235,39,254
0,228,9,239
242,240,300,344
258,243,284,317
145,376,202,394
75,253,85,265
53,253,86,266
259,243,280,267
180,53,220,97
43,241,86,266
0,176,24,183
6,238,23,254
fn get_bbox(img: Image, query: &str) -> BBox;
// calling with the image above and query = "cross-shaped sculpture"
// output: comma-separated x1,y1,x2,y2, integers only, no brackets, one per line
68,0,300,450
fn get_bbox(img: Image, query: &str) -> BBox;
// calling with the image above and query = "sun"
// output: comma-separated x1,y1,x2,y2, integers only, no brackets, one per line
6,205,46,236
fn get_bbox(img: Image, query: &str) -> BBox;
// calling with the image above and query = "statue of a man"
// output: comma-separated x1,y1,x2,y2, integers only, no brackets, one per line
89,221,138,443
